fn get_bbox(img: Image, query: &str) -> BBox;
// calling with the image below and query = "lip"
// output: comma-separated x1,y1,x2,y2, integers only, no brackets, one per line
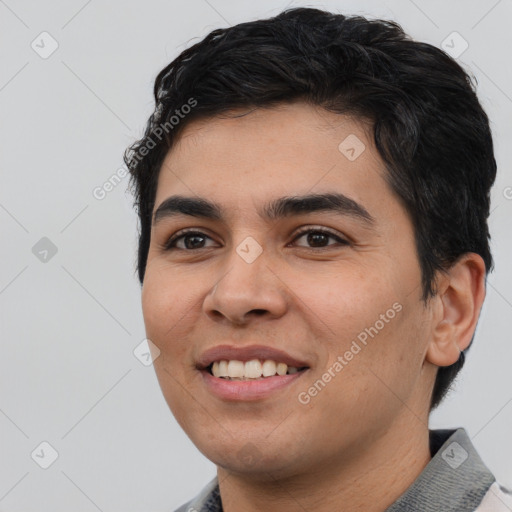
196,344,310,370
196,344,310,401
200,369,308,401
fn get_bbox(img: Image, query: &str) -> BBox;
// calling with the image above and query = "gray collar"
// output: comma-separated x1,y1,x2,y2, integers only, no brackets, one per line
385,427,495,511
177,428,495,512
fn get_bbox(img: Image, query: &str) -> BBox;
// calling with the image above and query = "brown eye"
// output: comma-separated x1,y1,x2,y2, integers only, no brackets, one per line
165,230,217,250
292,228,349,249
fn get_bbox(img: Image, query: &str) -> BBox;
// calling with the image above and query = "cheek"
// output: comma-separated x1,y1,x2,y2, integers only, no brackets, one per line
303,266,398,345
141,266,199,351
343,296,429,407
141,268,202,424
303,267,421,394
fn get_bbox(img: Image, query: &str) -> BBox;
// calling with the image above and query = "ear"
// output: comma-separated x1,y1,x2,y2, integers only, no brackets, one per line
426,253,487,367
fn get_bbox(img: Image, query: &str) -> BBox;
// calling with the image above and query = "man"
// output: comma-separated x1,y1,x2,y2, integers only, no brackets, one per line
124,7,511,512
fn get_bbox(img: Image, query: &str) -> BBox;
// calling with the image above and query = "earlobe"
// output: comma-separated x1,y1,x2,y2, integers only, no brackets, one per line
425,253,487,368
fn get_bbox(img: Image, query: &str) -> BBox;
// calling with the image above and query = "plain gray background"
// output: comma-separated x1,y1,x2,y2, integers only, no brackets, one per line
1,0,511,510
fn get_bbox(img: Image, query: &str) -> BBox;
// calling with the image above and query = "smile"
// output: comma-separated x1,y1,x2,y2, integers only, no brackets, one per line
197,344,310,400
209,359,307,379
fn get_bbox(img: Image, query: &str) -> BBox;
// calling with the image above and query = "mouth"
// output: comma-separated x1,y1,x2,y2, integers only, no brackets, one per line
197,345,311,401
205,359,309,380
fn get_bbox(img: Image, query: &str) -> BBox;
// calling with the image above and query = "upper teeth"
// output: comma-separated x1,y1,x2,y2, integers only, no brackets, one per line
211,359,300,379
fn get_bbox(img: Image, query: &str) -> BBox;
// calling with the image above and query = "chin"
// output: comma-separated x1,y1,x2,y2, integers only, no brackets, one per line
193,433,307,479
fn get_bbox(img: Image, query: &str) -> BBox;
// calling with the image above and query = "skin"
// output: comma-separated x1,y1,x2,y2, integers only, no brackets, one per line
141,102,486,512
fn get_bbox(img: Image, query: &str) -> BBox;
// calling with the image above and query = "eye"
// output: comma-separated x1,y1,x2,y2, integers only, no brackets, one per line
164,229,217,250
163,226,350,252
290,227,349,249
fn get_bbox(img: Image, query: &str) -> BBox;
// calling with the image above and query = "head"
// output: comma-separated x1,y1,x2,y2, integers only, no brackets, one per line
125,7,495,475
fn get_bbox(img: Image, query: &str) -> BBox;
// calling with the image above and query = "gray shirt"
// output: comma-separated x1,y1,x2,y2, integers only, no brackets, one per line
175,428,512,512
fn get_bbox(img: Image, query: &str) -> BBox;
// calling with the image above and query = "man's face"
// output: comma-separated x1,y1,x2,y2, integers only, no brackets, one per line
142,103,436,477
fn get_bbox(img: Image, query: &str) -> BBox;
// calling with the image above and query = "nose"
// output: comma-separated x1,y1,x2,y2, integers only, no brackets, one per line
202,243,288,326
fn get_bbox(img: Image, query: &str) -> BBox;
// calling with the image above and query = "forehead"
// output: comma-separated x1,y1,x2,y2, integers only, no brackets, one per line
153,103,395,222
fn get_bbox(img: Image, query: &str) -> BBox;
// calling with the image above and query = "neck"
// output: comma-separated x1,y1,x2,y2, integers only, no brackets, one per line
217,415,432,512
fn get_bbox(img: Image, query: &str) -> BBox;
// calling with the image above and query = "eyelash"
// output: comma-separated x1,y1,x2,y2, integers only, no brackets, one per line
163,227,350,251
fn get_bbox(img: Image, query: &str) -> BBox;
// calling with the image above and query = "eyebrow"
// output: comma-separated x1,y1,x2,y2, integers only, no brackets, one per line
153,192,376,227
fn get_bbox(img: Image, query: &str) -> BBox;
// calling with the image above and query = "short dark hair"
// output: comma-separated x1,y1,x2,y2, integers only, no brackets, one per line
124,7,496,410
